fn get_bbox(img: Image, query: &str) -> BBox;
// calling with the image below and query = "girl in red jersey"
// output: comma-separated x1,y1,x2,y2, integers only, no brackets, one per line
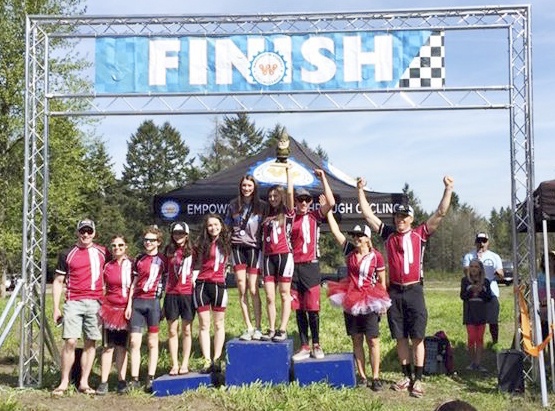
96,235,132,395
326,201,391,391
164,221,195,376
260,165,295,342
125,225,167,391
193,214,231,373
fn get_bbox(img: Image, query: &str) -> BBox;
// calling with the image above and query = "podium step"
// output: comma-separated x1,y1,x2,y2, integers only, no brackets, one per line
152,372,213,397
293,352,356,388
225,338,293,386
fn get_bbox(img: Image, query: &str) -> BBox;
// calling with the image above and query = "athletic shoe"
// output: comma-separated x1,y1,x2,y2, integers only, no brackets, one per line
116,380,128,395
260,329,275,341
476,365,488,373
239,329,253,341
128,379,141,391
95,382,108,395
292,345,311,361
466,363,476,371
311,344,325,359
200,358,213,374
357,377,368,388
370,379,384,392
252,329,263,341
212,358,223,373
145,376,154,393
272,330,287,342
410,380,424,398
390,376,411,391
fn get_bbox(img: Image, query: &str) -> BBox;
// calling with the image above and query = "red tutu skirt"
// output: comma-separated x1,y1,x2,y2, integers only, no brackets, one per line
327,279,391,315
98,300,128,330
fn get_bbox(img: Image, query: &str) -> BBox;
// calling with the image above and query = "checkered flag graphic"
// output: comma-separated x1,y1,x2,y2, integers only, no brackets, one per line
399,31,445,88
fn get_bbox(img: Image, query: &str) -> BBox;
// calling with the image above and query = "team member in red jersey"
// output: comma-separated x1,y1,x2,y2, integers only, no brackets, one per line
326,204,390,391
96,235,132,395
290,169,335,361
260,165,295,343
125,225,167,392
163,221,195,376
357,176,454,399
193,214,231,373
51,219,110,397
225,175,267,341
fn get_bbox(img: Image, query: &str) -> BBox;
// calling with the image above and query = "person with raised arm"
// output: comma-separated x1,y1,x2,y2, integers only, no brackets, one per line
357,175,454,398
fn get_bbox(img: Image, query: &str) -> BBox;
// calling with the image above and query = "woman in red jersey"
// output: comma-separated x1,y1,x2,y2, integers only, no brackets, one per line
96,235,132,395
164,221,195,376
193,214,231,373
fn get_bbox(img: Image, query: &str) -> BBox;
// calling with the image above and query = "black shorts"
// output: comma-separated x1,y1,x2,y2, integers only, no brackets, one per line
194,281,228,312
344,311,380,338
102,327,129,348
231,245,260,273
387,283,428,340
292,261,321,292
130,298,162,333
262,253,294,282
164,293,195,323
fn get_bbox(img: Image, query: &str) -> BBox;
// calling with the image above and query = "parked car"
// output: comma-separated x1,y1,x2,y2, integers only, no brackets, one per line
320,266,348,286
501,260,514,286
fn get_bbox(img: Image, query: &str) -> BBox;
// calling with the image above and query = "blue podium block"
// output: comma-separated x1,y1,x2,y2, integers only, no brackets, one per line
293,353,356,388
152,372,213,397
226,338,293,386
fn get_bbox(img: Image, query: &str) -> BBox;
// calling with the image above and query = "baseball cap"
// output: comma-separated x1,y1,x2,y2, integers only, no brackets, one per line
77,219,95,231
348,224,371,238
475,232,489,241
295,187,311,198
394,204,414,217
170,221,189,234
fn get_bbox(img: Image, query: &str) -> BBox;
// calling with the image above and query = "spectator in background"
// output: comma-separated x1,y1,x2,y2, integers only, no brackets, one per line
51,219,110,397
460,259,493,373
290,169,335,361
164,221,195,376
225,175,266,342
125,225,167,392
96,235,132,395
462,232,504,347
357,175,455,399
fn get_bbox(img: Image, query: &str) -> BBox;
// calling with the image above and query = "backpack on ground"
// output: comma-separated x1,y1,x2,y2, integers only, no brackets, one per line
424,330,454,375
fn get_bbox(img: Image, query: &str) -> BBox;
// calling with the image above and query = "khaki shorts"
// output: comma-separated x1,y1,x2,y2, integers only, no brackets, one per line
62,299,102,341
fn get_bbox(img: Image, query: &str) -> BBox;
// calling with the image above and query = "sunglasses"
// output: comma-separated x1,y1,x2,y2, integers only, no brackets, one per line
172,230,187,236
476,238,488,243
296,196,312,203
143,237,158,243
351,233,365,238
111,243,125,248
79,228,94,235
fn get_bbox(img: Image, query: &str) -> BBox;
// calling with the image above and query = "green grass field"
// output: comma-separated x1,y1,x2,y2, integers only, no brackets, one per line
0,274,553,410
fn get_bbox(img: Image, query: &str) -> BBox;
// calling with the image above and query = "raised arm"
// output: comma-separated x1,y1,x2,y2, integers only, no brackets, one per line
357,177,382,232
426,175,454,233
314,168,336,216
321,194,346,246
286,163,294,210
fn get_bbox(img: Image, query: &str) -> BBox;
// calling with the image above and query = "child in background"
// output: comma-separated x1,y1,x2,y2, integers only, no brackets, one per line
460,258,493,372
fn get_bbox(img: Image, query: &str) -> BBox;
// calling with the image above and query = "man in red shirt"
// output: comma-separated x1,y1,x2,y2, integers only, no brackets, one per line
51,219,109,396
357,176,454,399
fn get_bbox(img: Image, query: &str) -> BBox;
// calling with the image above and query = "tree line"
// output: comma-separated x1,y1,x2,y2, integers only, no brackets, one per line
0,0,516,281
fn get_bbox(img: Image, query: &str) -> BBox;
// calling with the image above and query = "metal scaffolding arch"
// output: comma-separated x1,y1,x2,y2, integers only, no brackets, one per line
14,5,535,387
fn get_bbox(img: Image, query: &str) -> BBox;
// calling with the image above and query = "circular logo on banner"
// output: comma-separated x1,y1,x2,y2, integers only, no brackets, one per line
160,200,180,219
250,52,286,86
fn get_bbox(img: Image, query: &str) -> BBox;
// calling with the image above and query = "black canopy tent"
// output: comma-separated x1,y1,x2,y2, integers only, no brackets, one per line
534,179,555,232
153,137,406,229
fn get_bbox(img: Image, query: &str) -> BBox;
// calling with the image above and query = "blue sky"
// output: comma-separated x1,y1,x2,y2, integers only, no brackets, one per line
83,1,555,217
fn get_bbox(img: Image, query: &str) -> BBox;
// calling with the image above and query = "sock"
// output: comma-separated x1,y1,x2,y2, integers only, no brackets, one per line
490,324,499,344
402,364,412,379
414,366,424,381
296,310,309,346
308,311,320,345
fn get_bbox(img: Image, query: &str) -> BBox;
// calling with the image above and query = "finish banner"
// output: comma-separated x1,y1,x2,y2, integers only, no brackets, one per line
95,30,444,93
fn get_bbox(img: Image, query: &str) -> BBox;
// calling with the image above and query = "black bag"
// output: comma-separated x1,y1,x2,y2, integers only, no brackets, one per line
424,331,454,375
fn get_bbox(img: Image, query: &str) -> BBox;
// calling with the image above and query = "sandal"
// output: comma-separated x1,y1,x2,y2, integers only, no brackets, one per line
78,386,96,395
169,367,179,376
178,367,189,375
51,387,67,397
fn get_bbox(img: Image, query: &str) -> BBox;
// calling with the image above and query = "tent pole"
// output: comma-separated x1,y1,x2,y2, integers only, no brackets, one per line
542,220,555,391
